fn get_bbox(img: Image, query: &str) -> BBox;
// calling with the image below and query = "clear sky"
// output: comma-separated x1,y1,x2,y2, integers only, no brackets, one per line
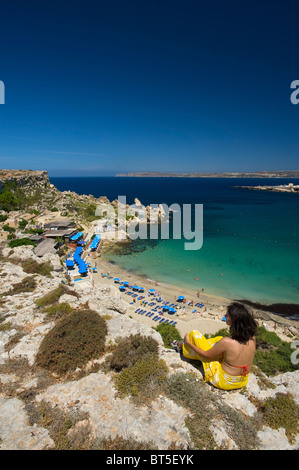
0,0,299,176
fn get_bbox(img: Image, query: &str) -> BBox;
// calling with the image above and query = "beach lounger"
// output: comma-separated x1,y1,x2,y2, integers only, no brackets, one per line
172,322,177,326
169,320,173,325
159,318,165,323
164,319,169,324
149,312,155,318
140,310,145,315
135,308,140,313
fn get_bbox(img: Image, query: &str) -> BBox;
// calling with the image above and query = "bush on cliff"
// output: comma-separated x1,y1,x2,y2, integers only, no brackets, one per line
36,309,107,376
4,276,37,296
35,286,65,307
254,326,299,376
155,322,182,349
114,355,168,404
8,238,36,248
108,333,159,371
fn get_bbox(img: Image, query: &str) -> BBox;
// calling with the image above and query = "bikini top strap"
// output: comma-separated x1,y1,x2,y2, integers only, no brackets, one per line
222,353,252,376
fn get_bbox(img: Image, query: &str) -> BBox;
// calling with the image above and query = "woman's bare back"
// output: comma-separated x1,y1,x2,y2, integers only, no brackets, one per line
221,336,256,376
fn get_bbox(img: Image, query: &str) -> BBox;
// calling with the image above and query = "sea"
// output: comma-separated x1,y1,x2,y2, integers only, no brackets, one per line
51,177,299,318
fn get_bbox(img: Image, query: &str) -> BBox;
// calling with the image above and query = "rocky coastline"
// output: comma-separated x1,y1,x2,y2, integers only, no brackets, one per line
236,183,299,194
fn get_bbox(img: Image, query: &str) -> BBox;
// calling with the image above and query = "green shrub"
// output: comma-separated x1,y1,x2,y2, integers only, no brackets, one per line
3,224,16,232
8,238,36,248
258,393,299,444
253,327,298,376
108,334,159,371
24,228,44,234
42,302,74,320
35,309,107,375
205,328,230,339
35,286,65,307
21,259,53,277
0,190,20,212
255,326,282,348
18,219,28,229
114,354,168,404
155,322,182,349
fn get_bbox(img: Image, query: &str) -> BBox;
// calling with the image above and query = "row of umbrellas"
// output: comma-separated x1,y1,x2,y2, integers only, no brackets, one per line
115,278,145,293
66,247,88,275
90,235,101,251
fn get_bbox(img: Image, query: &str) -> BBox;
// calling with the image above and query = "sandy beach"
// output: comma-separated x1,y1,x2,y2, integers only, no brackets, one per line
82,249,245,337
67,237,299,343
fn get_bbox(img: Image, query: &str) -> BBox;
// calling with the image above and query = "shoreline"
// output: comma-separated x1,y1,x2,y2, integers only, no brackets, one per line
84,246,299,338
99,250,299,321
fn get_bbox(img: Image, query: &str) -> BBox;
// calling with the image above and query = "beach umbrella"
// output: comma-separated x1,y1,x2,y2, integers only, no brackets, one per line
119,286,126,291
123,281,129,287
162,305,169,311
168,308,176,315
66,260,74,267
178,296,185,301
133,285,139,290
138,287,144,292
114,278,120,283
148,289,155,294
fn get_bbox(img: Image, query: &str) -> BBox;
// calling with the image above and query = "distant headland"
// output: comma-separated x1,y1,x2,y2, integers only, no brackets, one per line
116,170,299,178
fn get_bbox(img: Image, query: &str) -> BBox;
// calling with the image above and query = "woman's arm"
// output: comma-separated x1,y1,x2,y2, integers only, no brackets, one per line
184,333,228,359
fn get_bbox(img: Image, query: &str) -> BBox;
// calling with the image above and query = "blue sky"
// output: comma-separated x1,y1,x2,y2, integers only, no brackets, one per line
0,0,299,176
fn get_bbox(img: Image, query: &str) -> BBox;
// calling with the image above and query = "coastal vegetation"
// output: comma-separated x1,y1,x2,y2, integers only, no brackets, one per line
155,322,182,349
7,237,37,248
35,309,107,376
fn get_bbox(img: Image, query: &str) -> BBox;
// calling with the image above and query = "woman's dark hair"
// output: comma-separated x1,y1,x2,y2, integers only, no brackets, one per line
227,302,257,344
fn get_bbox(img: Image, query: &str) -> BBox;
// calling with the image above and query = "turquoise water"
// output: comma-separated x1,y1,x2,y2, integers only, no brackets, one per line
52,177,299,306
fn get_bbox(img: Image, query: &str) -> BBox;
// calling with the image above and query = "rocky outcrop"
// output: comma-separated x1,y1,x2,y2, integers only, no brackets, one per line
0,170,50,193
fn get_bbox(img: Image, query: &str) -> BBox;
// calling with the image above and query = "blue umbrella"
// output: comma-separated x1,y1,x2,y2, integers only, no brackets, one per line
114,278,120,282
133,285,139,290
178,296,185,301
148,289,155,294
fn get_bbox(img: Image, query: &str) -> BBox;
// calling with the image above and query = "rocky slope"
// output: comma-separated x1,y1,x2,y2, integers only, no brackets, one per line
0,245,298,451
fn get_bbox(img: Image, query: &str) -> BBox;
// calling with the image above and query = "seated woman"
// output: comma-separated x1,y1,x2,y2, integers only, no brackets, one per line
172,302,257,391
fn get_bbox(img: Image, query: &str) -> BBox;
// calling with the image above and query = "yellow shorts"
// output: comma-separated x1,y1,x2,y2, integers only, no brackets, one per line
182,330,249,391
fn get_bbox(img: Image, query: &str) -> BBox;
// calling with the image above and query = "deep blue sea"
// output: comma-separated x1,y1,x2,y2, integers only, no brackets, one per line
52,177,299,309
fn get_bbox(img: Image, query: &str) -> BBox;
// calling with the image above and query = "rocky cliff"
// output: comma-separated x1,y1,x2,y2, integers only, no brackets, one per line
0,170,50,192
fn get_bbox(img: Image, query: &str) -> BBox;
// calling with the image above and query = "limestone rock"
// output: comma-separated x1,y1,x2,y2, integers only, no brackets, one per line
0,396,54,450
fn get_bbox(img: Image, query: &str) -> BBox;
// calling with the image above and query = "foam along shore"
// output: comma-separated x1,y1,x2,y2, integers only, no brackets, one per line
66,246,299,341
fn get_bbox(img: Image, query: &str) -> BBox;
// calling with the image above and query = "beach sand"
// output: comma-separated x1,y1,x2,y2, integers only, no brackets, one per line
85,251,234,337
